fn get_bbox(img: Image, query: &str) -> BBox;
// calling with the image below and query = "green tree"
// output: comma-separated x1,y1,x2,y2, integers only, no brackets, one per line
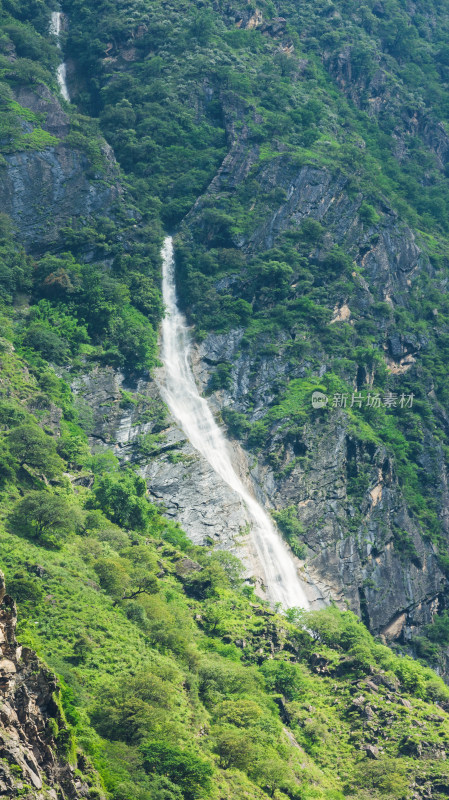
191,11,214,44
23,322,70,364
94,557,130,599
93,673,176,744
253,757,292,798
8,424,64,478
93,469,149,530
201,603,228,636
6,571,43,605
213,726,254,770
261,659,306,701
72,633,94,663
10,491,78,546
299,218,324,244
141,741,212,800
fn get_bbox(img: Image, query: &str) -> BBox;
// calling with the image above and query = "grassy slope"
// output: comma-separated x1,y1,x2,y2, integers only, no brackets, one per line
1,331,449,800
2,1,449,798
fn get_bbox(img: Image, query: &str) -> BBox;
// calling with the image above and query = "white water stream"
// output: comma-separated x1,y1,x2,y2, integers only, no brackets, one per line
50,11,70,102
160,236,309,609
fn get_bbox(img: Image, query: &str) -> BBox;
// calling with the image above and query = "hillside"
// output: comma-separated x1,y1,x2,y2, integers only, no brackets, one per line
3,0,449,798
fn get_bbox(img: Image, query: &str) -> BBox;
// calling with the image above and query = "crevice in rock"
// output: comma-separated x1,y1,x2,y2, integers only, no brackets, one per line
346,436,358,479
358,586,371,629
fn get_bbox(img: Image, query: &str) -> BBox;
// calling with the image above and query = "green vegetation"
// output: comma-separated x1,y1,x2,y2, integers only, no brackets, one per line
10,490,80,547
1,298,449,799
271,507,307,560
3,0,449,797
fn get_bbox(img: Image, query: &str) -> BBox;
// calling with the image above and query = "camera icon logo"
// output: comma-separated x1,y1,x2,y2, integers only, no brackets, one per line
312,391,329,409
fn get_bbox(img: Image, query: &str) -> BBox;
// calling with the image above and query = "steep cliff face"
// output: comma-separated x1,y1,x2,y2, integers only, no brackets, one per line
180,151,449,644
0,86,119,254
4,0,449,668
171,76,449,649
0,571,94,799
200,328,447,633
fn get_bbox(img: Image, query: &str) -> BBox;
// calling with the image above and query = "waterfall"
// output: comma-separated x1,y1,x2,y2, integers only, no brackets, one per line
159,236,309,610
50,11,70,102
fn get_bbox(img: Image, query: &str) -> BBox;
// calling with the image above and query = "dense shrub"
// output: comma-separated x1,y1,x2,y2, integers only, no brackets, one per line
10,491,79,546
141,741,213,800
8,424,64,478
92,470,150,530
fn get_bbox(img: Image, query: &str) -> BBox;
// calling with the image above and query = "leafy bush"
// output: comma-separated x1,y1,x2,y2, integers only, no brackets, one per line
10,491,79,546
141,741,213,800
213,726,255,770
222,408,250,438
8,424,64,478
23,322,70,364
6,571,43,605
94,558,130,599
92,470,149,531
271,506,307,559
260,659,305,701
92,672,177,745
208,362,232,392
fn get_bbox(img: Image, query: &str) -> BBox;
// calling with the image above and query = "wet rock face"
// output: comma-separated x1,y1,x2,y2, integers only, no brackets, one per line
73,365,256,563
0,571,92,799
0,86,118,254
141,424,250,549
0,147,116,253
195,326,448,641
175,89,449,642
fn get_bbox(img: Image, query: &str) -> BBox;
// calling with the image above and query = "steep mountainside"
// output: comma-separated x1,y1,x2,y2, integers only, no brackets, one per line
3,0,449,798
38,0,449,665
0,570,99,798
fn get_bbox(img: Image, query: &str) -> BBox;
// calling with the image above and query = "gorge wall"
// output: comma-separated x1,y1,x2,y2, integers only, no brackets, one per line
2,0,449,668
181,143,448,642
5,1,449,797
0,571,95,799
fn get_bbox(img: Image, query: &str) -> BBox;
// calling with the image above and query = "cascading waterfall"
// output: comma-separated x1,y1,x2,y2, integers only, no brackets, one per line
160,236,309,610
50,11,70,102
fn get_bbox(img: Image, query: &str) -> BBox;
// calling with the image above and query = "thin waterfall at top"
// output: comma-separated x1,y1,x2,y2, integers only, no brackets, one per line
160,236,309,610
50,11,70,102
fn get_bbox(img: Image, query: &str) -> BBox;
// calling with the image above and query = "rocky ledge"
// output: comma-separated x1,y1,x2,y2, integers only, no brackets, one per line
0,571,96,799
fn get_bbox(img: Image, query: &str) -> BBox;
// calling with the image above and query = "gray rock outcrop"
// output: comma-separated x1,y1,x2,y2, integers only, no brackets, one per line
0,85,118,253
0,571,96,798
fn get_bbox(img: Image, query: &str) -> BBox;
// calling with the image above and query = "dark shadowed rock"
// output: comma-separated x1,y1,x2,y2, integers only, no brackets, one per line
175,557,202,577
